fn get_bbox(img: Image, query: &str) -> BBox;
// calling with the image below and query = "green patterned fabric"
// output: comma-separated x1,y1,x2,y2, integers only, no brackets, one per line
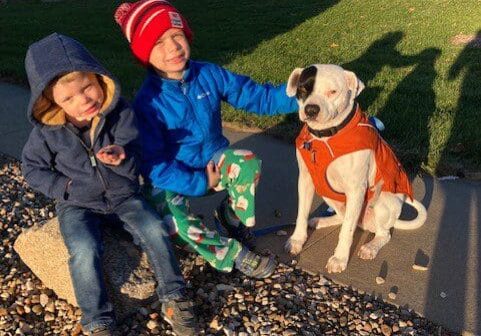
144,149,261,272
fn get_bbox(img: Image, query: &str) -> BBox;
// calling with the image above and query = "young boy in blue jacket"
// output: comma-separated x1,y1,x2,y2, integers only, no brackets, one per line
21,33,198,336
114,0,298,278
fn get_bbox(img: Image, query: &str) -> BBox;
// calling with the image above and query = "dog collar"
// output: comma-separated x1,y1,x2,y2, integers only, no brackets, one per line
307,103,358,138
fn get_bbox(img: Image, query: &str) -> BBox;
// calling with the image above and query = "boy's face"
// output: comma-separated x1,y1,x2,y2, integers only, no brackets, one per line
149,28,190,80
52,73,104,124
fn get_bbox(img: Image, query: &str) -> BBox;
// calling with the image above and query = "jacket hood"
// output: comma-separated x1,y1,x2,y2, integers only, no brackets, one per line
25,33,120,127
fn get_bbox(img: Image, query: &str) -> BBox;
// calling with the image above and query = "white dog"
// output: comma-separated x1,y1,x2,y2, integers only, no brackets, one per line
284,64,427,273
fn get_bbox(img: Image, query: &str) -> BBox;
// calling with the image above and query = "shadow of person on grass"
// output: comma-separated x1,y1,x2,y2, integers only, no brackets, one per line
436,30,481,176
376,47,441,176
261,31,423,150
343,31,407,111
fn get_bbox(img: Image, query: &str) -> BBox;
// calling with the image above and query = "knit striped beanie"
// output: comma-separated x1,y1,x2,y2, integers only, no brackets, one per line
114,0,193,64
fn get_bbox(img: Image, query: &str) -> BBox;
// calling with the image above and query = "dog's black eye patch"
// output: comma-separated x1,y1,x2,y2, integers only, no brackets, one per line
296,66,317,101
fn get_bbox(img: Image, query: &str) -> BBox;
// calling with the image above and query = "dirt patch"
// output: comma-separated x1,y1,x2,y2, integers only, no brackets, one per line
450,34,481,48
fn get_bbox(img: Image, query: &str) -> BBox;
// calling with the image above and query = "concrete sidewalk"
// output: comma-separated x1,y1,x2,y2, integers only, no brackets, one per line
0,83,32,159
1,83,480,335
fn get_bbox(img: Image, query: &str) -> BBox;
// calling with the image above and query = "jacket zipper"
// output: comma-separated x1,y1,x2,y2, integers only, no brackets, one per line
63,124,112,212
180,79,208,140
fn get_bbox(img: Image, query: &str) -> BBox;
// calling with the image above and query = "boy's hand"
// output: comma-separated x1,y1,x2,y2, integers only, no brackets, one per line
96,145,126,166
205,161,220,190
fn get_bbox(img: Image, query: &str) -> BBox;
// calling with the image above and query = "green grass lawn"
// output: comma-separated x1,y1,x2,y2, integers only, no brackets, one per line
1,0,480,176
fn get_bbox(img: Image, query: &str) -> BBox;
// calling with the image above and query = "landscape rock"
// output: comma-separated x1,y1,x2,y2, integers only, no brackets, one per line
14,217,157,320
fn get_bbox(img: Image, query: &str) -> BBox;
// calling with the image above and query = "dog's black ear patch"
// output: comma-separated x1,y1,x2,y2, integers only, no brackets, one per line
296,66,317,101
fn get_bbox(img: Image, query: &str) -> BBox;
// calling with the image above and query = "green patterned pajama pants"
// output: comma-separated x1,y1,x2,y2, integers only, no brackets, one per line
145,149,261,272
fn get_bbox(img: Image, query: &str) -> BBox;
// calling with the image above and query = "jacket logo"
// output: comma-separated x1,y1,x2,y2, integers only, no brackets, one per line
197,91,211,100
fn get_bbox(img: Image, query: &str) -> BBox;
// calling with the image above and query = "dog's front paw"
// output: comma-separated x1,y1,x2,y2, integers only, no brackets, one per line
325,255,348,273
284,235,306,255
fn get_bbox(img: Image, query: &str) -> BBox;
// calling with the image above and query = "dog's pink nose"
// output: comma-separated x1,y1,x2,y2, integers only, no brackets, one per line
305,104,320,118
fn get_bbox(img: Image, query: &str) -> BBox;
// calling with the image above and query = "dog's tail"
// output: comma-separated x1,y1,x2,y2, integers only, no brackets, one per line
393,198,427,230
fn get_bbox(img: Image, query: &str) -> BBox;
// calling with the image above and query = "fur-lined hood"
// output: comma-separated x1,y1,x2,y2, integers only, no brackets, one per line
24,33,119,128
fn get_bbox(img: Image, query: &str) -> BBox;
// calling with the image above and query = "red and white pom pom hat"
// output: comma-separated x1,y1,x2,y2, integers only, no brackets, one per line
114,0,193,64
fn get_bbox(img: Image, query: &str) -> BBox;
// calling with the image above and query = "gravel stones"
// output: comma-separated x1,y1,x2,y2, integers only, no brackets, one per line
0,154,458,335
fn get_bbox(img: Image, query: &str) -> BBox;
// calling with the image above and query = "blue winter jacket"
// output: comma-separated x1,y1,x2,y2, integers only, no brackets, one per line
134,61,297,196
22,33,140,212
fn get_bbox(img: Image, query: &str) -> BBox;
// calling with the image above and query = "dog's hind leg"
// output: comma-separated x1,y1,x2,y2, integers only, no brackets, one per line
309,200,344,228
308,215,342,228
358,202,392,260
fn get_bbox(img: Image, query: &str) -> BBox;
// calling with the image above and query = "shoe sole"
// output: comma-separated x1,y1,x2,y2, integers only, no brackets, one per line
256,257,277,279
161,313,197,336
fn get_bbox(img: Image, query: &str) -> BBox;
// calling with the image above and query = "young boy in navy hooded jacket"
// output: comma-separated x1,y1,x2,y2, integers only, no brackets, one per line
22,33,198,336
114,0,298,279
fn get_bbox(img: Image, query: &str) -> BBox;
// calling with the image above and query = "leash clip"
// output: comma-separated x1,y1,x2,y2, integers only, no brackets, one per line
303,141,312,151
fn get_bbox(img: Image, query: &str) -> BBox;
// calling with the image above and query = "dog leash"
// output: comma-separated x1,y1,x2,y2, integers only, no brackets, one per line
213,208,336,238
252,208,335,237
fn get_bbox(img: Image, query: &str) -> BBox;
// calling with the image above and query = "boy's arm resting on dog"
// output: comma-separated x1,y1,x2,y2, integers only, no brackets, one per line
215,64,298,116
134,102,208,197
21,128,71,200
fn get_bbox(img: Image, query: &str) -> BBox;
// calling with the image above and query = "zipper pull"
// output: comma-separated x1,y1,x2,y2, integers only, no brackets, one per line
180,79,187,95
89,151,97,167
311,150,316,163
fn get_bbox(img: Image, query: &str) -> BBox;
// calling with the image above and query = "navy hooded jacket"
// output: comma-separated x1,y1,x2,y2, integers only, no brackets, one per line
22,33,140,212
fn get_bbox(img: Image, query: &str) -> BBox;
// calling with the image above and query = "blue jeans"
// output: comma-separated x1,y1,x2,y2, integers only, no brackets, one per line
57,195,186,332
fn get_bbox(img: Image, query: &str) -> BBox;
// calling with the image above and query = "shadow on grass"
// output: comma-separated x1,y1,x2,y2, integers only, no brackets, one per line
343,31,441,176
376,47,441,175
178,0,340,65
343,31,407,111
436,30,481,176
258,31,441,177
0,0,339,92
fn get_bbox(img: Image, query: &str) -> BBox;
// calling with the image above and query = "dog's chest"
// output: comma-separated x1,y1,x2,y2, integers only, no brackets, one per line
296,121,380,202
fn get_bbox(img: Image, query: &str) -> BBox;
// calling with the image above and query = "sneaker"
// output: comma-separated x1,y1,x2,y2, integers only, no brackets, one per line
214,197,256,249
90,326,113,336
235,248,277,279
161,297,198,336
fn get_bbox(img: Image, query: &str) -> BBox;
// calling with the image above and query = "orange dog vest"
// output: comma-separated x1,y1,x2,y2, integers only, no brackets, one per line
295,105,413,203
